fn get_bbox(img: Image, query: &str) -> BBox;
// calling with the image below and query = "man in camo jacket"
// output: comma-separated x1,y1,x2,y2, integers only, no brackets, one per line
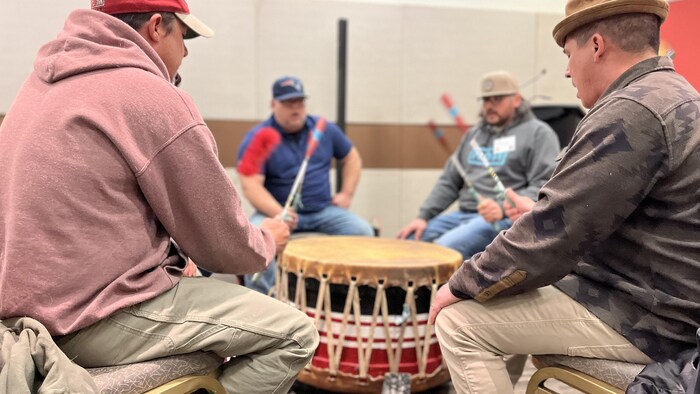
428,0,700,392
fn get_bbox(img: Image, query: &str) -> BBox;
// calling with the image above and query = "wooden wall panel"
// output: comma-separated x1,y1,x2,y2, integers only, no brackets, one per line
0,115,465,169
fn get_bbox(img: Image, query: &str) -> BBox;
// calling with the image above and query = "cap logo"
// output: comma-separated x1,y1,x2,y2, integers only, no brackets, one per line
92,0,105,9
482,79,494,92
280,78,302,92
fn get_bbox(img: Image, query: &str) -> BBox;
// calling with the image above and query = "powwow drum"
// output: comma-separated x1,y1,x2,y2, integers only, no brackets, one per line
275,236,462,393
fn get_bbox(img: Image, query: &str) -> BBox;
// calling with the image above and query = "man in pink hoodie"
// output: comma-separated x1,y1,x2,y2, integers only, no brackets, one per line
0,1,319,393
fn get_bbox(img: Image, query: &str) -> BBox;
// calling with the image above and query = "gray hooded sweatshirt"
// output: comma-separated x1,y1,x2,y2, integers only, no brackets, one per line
419,101,560,220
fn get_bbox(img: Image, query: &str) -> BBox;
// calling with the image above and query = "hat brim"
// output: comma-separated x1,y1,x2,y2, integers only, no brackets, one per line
175,13,214,39
275,92,307,102
552,0,668,47
480,90,518,98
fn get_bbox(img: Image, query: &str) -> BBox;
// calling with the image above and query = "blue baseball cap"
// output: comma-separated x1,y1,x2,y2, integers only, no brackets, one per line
272,76,307,101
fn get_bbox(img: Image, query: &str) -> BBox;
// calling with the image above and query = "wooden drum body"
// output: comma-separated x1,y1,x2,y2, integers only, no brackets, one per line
276,236,462,393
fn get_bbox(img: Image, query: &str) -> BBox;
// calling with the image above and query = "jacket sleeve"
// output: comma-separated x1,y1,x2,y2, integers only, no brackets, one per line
449,98,668,301
137,124,276,275
514,124,561,200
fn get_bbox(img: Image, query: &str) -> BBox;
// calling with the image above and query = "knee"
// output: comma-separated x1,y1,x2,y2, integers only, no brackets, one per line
344,220,374,236
434,310,451,344
292,312,320,358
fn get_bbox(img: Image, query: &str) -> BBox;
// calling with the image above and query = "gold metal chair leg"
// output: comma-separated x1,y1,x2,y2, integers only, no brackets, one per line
144,368,225,394
526,366,624,394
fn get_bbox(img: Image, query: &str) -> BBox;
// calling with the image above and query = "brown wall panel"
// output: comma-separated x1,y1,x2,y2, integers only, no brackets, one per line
218,121,467,169
205,119,258,168
347,123,464,169
0,115,465,169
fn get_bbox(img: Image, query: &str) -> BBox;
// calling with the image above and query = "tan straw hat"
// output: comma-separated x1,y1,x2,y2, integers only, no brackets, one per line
479,71,519,98
552,0,669,47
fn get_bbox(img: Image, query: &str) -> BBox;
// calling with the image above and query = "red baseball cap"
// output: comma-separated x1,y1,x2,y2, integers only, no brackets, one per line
91,0,214,39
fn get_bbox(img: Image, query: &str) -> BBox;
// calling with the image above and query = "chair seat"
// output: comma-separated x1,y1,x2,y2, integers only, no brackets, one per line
535,355,646,390
527,355,646,394
87,352,224,394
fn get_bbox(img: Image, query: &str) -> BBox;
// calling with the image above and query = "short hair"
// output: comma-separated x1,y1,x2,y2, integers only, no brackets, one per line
569,13,661,53
112,12,177,35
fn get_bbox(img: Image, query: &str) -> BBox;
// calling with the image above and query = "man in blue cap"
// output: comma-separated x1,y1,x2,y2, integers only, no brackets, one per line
238,76,374,294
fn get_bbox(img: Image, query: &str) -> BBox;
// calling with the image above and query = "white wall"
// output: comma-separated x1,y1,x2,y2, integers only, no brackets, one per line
0,0,578,238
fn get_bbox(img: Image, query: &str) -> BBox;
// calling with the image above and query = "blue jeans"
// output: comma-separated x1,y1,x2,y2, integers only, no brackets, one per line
420,211,511,260
244,205,374,294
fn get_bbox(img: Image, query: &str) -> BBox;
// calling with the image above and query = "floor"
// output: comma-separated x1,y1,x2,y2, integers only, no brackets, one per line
288,355,583,393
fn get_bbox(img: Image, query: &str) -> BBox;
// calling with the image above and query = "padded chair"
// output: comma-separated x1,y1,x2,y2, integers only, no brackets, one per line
87,352,225,394
526,355,645,394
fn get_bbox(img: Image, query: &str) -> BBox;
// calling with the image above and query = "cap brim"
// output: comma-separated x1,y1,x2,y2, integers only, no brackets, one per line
480,90,518,98
175,13,214,39
275,92,307,101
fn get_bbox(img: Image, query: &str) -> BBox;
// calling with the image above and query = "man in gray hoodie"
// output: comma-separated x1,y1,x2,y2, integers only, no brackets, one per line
0,1,318,393
398,71,560,260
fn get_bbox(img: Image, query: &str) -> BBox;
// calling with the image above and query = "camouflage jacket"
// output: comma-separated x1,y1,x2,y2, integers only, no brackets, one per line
449,56,700,360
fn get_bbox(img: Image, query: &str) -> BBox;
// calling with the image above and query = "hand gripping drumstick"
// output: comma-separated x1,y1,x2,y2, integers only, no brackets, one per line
428,121,506,232
281,117,327,218
238,128,284,286
427,121,482,204
440,93,514,206
253,119,327,287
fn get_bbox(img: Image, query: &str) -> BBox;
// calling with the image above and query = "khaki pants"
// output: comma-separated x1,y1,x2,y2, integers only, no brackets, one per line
56,277,319,394
434,285,652,393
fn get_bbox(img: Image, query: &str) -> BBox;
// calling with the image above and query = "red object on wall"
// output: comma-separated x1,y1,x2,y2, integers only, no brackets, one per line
661,0,700,90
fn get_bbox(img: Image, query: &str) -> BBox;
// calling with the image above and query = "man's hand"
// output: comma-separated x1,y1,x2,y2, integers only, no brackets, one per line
397,218,428,240
332,192,353,209
183,259,199,277
477,198,504,223
260,217,290,254
280,209,298,231
503,188,535,221
428,284,461,325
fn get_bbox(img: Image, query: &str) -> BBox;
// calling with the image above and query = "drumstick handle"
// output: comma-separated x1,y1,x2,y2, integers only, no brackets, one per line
451,154,506,232
468,139,513,206
450,155,481,203
254,159,308,286
282,158,309,216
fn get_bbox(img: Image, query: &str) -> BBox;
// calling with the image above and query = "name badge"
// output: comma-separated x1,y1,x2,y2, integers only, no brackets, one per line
493,136,516,154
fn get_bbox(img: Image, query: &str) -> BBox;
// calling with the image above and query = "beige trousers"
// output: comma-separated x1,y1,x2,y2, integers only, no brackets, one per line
56,277,319,394
434,285,652,393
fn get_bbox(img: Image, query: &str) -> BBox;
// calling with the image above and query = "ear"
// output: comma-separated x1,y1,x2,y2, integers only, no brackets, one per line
512,94,523,108
591,33,606,62
144,13,165,44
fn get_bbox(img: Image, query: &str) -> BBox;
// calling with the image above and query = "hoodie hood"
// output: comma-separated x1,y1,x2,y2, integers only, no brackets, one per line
34,9,170,84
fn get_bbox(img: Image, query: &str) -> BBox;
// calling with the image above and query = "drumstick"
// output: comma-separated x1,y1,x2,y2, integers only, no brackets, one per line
468,138,513,205
281,117,327,217
238,128,283,286
252,119,328,287
440,94,470,135
426,121,482,203
237,127,281,176
426,120,452,155
440,94,513,215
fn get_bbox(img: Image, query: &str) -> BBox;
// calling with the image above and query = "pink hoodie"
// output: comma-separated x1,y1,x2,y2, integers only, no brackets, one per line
0,10,275,335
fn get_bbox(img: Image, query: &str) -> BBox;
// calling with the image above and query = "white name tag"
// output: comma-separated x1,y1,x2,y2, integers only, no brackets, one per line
493,136,516,154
